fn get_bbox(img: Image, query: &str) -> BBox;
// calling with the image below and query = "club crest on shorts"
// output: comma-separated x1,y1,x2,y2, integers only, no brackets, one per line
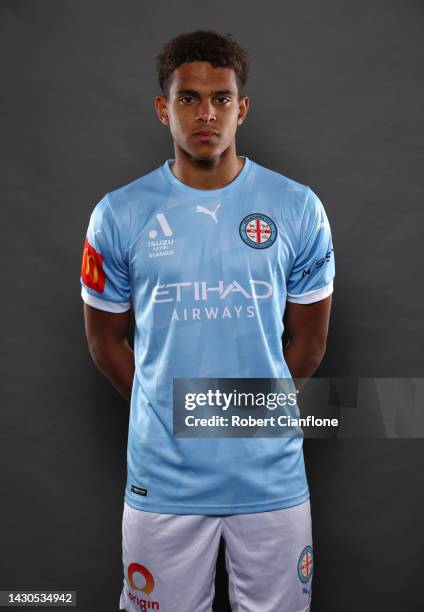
298,546,313,583
239,213,277,249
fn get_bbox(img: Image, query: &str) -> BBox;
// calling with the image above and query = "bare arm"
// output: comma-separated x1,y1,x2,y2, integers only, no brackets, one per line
83,303,135,401
283,295,332,388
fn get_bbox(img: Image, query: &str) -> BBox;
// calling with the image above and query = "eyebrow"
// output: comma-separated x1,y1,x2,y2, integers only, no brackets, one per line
175,89,236,97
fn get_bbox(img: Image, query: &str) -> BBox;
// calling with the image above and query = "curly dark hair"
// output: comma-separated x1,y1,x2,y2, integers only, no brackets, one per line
156,30,249,97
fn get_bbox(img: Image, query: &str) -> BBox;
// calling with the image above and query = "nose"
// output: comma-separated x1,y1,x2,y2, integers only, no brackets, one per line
196,99,216,123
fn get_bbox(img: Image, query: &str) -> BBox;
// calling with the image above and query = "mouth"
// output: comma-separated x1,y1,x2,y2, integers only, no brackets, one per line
193,130,218,142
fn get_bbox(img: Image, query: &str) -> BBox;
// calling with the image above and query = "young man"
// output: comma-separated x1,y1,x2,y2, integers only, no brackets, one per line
81,30,334,612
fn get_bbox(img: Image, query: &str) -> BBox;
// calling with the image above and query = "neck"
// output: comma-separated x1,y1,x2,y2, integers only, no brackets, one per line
169,144,244,190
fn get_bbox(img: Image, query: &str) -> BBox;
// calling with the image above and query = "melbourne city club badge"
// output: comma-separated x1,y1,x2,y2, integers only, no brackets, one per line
239,213,277,249
298,546,313,583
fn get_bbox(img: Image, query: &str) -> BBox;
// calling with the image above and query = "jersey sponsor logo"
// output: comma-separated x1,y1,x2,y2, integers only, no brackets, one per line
301,248,334,278
169,305,255,322
239,213,277,249
315,247,334,268
127,563,159,609
81,236,105,293
152,280,273,303
298,546,313,583
152,280,272,322
195,203,221,223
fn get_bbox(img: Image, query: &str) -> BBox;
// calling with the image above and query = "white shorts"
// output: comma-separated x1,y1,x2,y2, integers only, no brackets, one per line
119,500,313,612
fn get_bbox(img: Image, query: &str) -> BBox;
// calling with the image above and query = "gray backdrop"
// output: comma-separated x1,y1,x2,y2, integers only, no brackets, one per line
1,0,423,610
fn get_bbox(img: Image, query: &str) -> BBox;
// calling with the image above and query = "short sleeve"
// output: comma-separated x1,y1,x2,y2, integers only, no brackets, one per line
286,188,335,304
80,194,131,312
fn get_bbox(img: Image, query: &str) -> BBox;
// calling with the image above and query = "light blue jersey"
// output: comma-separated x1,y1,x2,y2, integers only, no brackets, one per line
80,157,335,514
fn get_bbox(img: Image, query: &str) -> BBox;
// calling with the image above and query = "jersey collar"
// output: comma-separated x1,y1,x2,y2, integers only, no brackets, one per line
162,156,252,197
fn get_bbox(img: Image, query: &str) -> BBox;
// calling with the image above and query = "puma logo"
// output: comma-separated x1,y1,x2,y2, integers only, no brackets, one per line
195,204,221,224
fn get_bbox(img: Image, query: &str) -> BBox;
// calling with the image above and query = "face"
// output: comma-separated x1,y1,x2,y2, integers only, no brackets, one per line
155,61,249,162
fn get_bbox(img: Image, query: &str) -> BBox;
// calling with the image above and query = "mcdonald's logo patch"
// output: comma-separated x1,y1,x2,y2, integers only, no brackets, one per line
81,236,105,292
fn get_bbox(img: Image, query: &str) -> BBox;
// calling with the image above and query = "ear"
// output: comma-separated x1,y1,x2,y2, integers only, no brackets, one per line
237,95,250,125
154,95,169,126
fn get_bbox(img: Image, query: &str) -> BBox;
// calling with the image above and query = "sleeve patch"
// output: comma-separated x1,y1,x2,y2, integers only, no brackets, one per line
81,236,106,293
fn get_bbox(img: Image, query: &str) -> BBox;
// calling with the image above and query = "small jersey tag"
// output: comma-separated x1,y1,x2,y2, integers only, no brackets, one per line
131,484,147,496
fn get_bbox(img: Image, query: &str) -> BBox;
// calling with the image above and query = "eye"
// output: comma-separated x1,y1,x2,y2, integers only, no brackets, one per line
180,96,194,103
215,97,231,104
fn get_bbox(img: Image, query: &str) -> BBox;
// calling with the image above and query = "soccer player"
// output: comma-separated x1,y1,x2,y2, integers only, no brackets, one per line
81,30,335,612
